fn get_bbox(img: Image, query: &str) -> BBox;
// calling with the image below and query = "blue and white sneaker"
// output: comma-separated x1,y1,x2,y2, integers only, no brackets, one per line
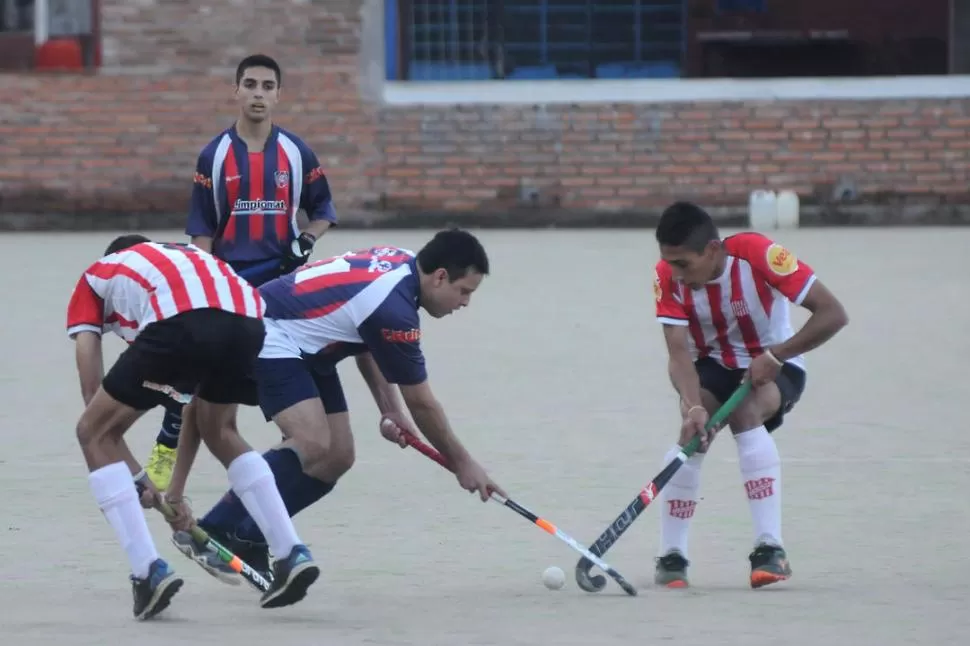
131,558,184,620
259,544,319,609
171,530,241,586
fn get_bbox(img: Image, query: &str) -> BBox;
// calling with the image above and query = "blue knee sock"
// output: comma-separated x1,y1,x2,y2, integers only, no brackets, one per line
200,447,335,544
155,409,183,449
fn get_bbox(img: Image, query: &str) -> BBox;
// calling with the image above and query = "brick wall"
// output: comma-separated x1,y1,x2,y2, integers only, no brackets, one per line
1,0,968,226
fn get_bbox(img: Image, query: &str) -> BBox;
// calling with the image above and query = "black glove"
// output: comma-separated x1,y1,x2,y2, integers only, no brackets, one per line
281,232,316,273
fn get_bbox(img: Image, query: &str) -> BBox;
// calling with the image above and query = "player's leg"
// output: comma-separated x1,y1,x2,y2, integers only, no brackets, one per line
232,368,354,545
144,406,182,490
656,357,741,588
727,363,807,588
81,342,185,619
191,313,319,608
195,360,345,576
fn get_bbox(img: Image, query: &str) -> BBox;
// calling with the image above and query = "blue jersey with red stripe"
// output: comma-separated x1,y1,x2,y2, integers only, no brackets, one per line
185,124,338,265
258,246,427,385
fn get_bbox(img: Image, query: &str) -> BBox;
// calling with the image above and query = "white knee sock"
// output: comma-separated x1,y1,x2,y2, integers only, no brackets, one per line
227,451,301,559
735,426,783,547
88,461,159,579
658,445,705,559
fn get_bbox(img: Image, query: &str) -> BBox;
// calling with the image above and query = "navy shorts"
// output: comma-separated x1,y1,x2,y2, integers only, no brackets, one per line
695,357,806,432
255,357,349,421
229,259,286,288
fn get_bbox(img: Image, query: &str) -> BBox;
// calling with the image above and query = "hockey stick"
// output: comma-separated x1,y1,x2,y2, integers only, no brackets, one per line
400,431,638,596
574,381,753,593
154,499,272,592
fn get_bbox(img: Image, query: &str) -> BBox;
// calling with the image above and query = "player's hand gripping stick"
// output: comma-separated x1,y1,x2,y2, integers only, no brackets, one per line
399,430,639,596
574,381,752,593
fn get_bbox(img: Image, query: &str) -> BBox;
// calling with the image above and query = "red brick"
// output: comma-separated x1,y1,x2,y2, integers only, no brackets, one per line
2,1,970,218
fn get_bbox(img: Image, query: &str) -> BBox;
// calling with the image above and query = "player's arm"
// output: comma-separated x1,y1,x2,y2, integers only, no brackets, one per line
165,400,201,507
769,280,848,362
357,307,473,467
663,325,704,410
185,151,218,253
355,352,406,416
73,331,104,406
654,266,703,409
67,275,105,406
301,149,338,239
743,237,849,362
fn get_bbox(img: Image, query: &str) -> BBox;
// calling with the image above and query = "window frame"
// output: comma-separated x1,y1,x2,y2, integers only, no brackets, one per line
0,0,102,73
382,0,967,106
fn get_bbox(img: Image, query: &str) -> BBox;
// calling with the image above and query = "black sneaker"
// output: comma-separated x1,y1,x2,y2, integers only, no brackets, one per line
131,558,183,620
260,544,320,609
749,542,792,589
654,550,689,588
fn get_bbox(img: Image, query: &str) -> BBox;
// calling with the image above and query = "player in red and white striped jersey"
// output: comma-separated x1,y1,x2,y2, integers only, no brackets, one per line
650,202,848,590
67,235,319,619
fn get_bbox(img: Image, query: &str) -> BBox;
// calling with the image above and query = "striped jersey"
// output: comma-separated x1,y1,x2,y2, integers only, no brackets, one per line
66,242,264,342
654,232,816,370
258,246,427,385
185,124,338,264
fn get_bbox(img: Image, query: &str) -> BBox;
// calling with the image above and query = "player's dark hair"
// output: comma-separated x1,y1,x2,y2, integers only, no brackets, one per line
655,201,720,253
416,228,490,281
235,54,282,87
104,234,150,256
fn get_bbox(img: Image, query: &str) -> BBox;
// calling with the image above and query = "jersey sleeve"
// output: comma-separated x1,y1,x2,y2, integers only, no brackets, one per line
655,261,688,326
66,274,104,339
731,233,816,305
356,296,427,386
185,150,218,237
301,145,338,224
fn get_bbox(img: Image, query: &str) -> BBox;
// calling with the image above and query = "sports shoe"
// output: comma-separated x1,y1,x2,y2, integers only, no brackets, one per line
749,542,792,588
260,544,320,609
131,558,183,620
145,443,176,490
171,530,241,586
198,521,274,582
654,550,689,588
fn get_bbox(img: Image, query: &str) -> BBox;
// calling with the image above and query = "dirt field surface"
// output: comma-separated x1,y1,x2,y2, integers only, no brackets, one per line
1,228,966,646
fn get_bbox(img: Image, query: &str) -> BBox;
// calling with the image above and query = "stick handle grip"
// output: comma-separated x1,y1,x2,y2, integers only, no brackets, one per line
680,381,752,458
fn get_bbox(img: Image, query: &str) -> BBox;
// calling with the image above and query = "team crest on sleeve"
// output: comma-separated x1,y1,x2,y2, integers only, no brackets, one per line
653,270,663,302
766,244,798,276
274,170,290,188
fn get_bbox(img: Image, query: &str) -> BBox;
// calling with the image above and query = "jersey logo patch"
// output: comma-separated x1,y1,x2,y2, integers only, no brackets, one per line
382,328,421,343
653,270,662,303
766,244,797,276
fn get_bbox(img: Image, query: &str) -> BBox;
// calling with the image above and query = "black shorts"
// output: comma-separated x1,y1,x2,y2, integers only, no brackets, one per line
102,308,264,411
255,357,349,421
695,356,806,432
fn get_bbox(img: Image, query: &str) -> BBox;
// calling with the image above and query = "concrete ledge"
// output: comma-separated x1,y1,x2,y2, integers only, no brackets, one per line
2,197,970,232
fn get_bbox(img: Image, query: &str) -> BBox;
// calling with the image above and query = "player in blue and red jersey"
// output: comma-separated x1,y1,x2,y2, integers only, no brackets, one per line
144,54,338,491
164,229,507,581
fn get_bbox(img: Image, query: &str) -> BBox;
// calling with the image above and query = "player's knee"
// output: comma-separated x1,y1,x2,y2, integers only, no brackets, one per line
76,416,99,448
289,432,331,471
727,404,763,433
728,384,780,433
328,440,355,479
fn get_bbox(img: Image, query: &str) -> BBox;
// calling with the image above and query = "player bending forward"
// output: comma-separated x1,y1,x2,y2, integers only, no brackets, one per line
67,235,320,618
651,202,848,589
164,229,506,581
